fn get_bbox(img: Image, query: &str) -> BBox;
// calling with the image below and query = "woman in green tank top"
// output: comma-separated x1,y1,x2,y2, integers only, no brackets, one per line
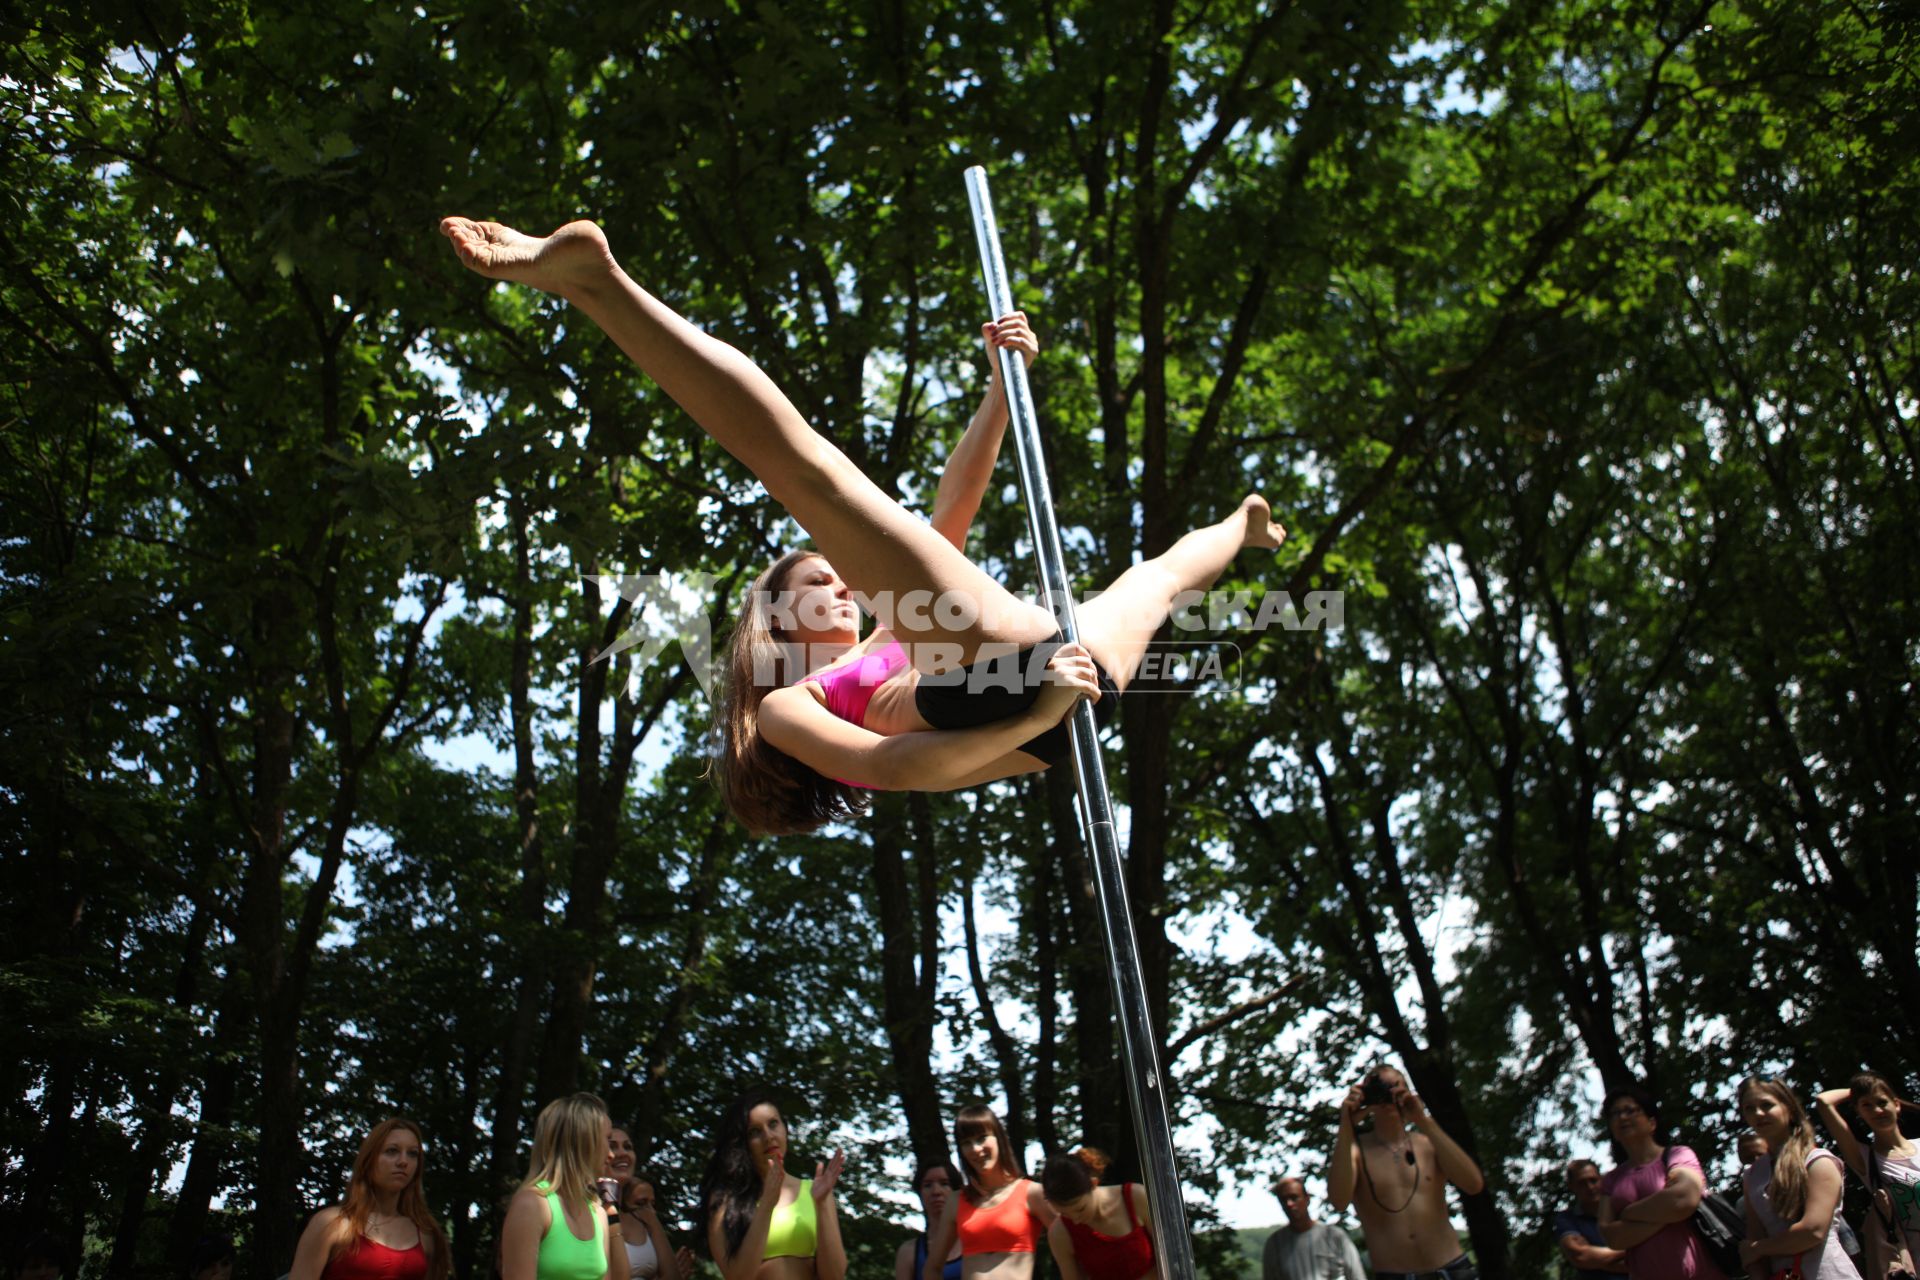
699,1090,847,1280
501,1094,625,1280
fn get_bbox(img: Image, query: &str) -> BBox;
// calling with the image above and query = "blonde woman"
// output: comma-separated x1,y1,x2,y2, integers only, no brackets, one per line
502,1094,626,1280
1736,1077,1860,1280
287,1118,450,1280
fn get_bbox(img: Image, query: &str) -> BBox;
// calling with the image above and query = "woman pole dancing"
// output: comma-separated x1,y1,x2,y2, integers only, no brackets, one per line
441,218,1285,834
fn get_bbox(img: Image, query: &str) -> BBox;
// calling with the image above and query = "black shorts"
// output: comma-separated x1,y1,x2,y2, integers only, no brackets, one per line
912,633,1119,766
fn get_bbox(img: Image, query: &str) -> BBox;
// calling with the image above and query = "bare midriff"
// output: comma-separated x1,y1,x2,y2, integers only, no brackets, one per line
802,631,928,736
755,1257,819,1280
1354,1135,1466,1273
857,670,928,735
960,1251,1036,1280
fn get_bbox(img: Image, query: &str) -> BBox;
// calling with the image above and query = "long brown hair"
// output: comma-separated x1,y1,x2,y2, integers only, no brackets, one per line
712,549,871,835
955,1103,1024,1190
330,1118,450,1280
1738,1077,1819,1223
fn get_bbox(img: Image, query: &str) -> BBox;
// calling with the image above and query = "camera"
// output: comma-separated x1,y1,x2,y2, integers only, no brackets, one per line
1353,1074,1395,1135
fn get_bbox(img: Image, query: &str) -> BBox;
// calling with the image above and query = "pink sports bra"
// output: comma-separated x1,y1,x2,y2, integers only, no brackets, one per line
804,639,908,729
804,640,909,789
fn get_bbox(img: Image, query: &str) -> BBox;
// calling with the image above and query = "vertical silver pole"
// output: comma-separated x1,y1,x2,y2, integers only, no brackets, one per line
963,166,1195,1280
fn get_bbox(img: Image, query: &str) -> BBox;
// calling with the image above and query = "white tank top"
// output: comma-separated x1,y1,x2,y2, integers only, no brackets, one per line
624,1233,659,1279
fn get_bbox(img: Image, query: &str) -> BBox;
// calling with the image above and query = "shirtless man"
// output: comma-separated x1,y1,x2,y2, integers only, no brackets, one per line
1327,1066,1485,1280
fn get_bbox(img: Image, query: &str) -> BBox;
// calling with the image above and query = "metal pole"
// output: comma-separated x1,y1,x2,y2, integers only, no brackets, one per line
963,166,1196,1280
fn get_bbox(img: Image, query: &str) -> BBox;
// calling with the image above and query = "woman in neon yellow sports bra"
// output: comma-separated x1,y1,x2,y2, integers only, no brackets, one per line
699,1090,848,1280
500,1094,626,1280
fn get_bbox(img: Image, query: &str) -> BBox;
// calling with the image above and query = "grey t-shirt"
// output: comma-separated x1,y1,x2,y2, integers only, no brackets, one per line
1261,1223,1368,1280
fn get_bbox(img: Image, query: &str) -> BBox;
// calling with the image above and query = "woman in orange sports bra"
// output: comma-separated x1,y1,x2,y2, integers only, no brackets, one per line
923,1105,1055,1280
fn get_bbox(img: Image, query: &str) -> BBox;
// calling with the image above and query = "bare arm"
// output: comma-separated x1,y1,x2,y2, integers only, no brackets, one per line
923,1197,959,1280
502,1190,551,1280
1328,1089,1362,1213
710,1168,785,1280
1813,1088,1868,1181
928,315,1035,550
759,649,1099,791
287,1208,342,1280
1026,1181,1059,1232
814,1156,848,1280
1619,1164,1703,1224
895,1239,917,1280
1597,1184,1661,1250
606,1205,629,1280
1743,1195,1767,1280
1741,1156,1844,1263
1557,1233,1628,1273
1047,1221,1083,1280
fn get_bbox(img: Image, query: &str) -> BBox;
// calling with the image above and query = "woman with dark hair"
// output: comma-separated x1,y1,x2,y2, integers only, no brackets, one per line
1815,1072,1920,1273
1040,1148,1154,1280
501,1093,626,1280
287,1118,451,1280
605,1127,638,1194
620,1175,695,1280
1737,1077,1861,1278
923,1105,1054,1280
186,1235,235,1280
440,216,1288,836
1594,1086,1726,1279
698,1091,847,1280
894,1161,964,1280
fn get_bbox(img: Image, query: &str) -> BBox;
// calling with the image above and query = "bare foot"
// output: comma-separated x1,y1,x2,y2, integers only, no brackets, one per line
438,217,616,298
1238,494,1286,550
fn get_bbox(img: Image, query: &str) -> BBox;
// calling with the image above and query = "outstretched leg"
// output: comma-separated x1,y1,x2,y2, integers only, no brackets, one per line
1075,495,1285,692
440,217,1057,668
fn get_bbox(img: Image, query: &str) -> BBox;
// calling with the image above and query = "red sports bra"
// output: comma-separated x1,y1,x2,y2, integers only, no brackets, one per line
1060,1185,1154,1280
957,1180,1042,1255
325,1236,428,1280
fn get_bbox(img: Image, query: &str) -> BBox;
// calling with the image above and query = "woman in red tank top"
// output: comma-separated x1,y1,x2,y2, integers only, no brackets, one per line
288,1118,449,1280
923,1104,1055,1280
1040,1149,1155,1280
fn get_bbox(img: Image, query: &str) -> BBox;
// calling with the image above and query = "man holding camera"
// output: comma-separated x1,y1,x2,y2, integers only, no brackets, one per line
1327,1065,1485,1280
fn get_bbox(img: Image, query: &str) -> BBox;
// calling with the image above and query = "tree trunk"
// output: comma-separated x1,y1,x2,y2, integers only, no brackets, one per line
1046,770,1122,1165
107,905,212,1277
489,508,548,1192
635,822,732,1165
165,992,243,1274
871,795,950,1172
